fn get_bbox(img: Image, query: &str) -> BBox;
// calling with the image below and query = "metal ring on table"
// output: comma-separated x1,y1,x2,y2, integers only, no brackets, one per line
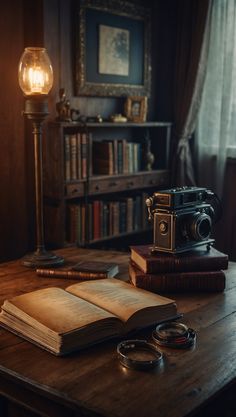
117,339,163,370
152,322,196,349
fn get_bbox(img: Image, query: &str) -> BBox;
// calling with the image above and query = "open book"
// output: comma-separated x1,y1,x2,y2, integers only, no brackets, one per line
0,278,178,355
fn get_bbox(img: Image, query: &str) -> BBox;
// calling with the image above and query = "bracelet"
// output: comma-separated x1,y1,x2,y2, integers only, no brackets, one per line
117,339,163,370
152,322,196,349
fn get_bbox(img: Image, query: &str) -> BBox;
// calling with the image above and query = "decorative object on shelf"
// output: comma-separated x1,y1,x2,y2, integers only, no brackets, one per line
125,96,148,123
86,115,103,123
70,108,81,122
109,114,127,123
75,0,151,97
144,132,154,170
56,88,72,122
18,47,64,268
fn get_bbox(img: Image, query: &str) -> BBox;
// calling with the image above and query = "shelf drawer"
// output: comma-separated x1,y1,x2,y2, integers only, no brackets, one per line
89,175,142,195
65,182,85,197
142,170,169,188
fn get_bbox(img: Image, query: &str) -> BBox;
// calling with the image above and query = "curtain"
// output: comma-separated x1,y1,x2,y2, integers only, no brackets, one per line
170,0,212,186
195,0,236,198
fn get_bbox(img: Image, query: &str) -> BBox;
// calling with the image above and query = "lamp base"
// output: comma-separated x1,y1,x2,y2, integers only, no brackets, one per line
21,249,64,268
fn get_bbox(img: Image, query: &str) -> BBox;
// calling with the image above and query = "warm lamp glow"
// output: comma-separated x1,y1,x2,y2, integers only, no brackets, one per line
18,47,53,95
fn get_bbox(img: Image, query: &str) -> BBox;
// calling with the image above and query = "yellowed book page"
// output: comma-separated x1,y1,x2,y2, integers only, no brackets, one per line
2,287,117,334
66,278,175,323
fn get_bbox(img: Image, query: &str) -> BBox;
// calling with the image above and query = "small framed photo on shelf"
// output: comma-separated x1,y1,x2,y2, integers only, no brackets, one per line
125,96,148,123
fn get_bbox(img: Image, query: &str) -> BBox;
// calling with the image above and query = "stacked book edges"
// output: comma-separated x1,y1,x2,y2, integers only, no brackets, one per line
129,245,229,293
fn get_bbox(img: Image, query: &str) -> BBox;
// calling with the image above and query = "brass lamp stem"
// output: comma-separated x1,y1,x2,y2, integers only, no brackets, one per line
21,96,64,268
33,120,45,253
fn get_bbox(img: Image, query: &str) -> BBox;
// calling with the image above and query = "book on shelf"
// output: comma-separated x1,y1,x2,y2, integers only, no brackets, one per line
93,140,114,175
0,278,178,356
112,139,118,175
129,262,226,293
130,245,229,274
76,132,82,179
81,132,87,179
64,134,71,181
70,134,77,181
36,260,119,280
93,200,101,240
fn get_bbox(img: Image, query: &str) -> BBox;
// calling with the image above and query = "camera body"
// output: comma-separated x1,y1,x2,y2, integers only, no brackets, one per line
146,187,217,254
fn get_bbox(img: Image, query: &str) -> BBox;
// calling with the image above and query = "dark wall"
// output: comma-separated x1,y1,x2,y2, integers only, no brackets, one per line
0,0,177,261
0,1,27,262
45,0,177,122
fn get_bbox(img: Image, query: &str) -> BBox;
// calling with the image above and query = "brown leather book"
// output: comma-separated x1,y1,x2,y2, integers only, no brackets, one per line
130,245,229,273
129,262,226,293
92,141,114,175
36,261,119,280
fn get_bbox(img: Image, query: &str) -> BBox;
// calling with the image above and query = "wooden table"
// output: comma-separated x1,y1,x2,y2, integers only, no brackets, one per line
0,247,236,417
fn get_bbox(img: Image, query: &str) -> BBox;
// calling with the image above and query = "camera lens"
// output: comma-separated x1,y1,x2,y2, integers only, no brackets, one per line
190,212,212,241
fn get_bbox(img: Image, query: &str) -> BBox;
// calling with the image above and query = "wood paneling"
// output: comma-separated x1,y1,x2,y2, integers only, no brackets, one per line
0,1,27,262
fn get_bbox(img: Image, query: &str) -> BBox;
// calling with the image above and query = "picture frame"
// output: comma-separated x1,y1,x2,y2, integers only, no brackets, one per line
124,96,148,122
75,0,151,97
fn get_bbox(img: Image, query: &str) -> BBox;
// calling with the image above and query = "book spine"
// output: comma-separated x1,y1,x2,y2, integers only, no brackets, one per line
119,200,127,233
113,139,118,175
76,132,81,179
129,264,226,292
102,202,109,237
117,140,123,174
122,140,128,174
70,134,77,180
81,133,87,179
64,134,71,181
126,197,134,232
36,269,109,279
92,141,113,175
130,246,229,273
113,201,120,235
93,200,101,240
145,257,229,273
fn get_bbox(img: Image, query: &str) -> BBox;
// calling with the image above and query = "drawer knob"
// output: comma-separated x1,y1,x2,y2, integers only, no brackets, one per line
127,181,134,188
109,182,118,187
95,185,99,190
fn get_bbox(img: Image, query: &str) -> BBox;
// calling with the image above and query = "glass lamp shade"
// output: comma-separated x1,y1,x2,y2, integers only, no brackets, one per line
18,47,53,95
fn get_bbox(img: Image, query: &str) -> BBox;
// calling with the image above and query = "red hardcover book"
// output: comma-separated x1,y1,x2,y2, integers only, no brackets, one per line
129,245,229,273
129,262,226,293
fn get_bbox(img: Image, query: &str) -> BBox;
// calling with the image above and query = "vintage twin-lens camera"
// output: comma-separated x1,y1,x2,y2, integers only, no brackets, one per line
146,186,221,254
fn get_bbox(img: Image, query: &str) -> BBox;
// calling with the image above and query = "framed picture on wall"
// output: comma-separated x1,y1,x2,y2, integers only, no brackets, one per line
124,96,148,122
75,0,151,97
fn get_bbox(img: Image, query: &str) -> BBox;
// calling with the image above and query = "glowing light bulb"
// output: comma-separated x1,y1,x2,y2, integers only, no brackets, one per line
18,47,53,95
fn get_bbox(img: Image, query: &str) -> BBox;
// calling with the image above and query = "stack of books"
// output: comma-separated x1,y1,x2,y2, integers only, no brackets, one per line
129,245,229,293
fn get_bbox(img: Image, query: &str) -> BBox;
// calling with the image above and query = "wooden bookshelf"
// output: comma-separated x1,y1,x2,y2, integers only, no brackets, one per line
43,121,171,248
